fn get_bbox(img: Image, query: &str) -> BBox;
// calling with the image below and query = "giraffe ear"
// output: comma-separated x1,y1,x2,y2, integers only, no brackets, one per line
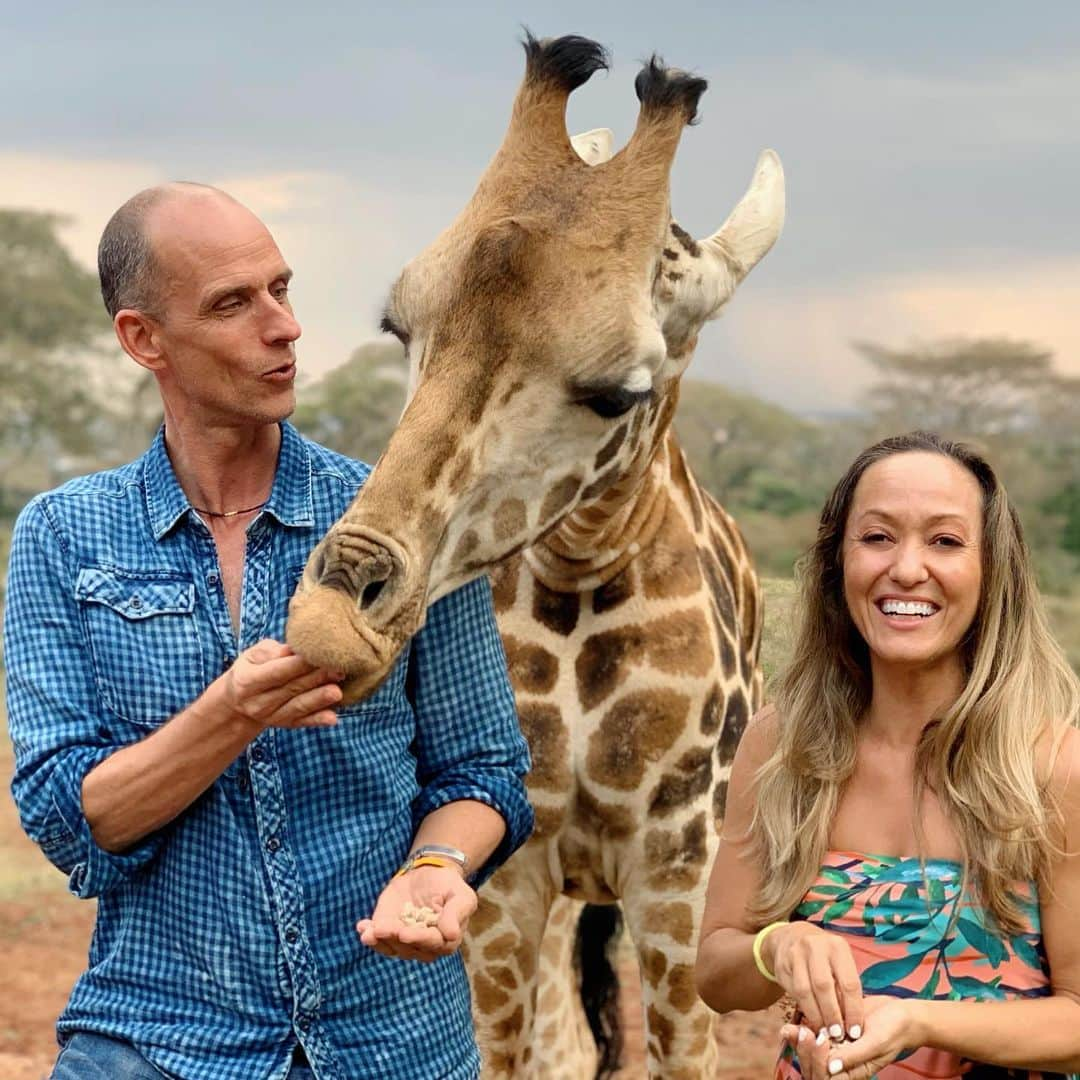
570,127,614,166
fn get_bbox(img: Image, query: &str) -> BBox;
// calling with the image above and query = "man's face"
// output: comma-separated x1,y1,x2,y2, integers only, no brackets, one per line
147,193,301,426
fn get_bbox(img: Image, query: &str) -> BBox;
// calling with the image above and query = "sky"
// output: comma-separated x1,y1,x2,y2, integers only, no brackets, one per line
3,1,1078,413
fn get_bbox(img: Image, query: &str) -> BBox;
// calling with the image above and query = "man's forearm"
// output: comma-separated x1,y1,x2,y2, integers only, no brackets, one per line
409,800,507,879
81,680,258,853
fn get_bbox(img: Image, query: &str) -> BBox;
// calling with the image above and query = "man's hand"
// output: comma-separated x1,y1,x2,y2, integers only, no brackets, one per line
220,640,343,732
356,865,477,963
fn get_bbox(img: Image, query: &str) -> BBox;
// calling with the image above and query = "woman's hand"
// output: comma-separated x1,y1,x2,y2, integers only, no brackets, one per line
356,864,477,963
765,921,864,1042
781,997,919,1079
823,996,920,1080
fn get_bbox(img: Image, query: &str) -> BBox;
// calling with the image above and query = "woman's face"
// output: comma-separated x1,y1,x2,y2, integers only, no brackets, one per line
842,451,983,675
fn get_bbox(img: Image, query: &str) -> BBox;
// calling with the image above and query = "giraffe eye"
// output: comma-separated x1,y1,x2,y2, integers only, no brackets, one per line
577,387,653,419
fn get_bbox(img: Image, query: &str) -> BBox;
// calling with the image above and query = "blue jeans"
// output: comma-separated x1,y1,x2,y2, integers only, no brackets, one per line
52,1032,316,1079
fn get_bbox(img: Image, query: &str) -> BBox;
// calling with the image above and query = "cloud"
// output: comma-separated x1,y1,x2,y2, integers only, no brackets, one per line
704,255,1080,412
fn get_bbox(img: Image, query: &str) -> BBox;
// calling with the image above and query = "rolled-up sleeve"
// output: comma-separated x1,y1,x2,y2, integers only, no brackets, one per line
4,497,165,898
407,575,533,886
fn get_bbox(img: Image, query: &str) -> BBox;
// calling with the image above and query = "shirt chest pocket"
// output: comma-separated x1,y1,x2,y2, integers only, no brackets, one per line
75,568,205,728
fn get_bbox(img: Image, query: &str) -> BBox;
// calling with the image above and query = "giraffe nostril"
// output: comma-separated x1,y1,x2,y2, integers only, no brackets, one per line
359,579,386,611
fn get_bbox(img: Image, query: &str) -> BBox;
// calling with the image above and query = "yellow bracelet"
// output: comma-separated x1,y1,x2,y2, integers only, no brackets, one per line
393,855,457,878
752,921,787,983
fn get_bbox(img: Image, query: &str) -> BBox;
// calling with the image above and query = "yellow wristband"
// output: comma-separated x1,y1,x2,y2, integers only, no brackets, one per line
752,921,787,983
393,855,457,878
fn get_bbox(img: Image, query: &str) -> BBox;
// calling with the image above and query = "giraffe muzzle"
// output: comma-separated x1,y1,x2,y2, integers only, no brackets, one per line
286,528,423,705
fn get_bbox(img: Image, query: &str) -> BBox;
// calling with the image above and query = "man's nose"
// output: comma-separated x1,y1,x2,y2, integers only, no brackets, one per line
260,296,301,346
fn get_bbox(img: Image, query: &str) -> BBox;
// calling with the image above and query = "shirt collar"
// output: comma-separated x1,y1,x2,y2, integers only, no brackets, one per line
142,421,315,541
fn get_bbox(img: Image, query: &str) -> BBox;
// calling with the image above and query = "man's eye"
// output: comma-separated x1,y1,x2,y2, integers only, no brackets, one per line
578,387,653,419
273,285,290,301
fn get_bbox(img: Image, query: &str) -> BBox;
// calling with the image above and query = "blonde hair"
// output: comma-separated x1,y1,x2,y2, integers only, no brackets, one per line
749,431,1080,934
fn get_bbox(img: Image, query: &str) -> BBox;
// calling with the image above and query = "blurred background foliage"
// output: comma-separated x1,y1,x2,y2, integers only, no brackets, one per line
1,209,1077,668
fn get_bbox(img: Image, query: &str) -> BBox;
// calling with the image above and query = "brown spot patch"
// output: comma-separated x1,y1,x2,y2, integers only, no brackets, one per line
488,559,518,612
640,508,702,599
451,529,479,566
502,635,559,694
586,688,690,790
532,579,580,636
647,745,713,816
499,379,525,407
662,247,679,261
712,778,730,821
517,702,570,791
591,565,635,615
539,474,580,527
666,270,684,283
699,683,722,736
491,1003,525,1043
531,804,564,838
473,971,510,1011
579,466,619,504
576,625,645,711
647,1003,676,1058
646,609,713,678
667,963,698,1012
718,688,749,763
423,432,457,488
574,783,636,839
645,812,709,889
642,901,695,946
669,222,701,258
514,941,537,982
482,932,518,961
640,945,668,987
594,422,628,471
470,896,502,937
717,630,736,680
491,964,518,991
493,498,527,542
448,452,472,495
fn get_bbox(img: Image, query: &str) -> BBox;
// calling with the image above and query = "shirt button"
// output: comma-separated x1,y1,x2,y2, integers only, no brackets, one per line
266,836,281,853
129,595,142,610
251,746,265,763
207,571,220,586
298,1017,312,1032
285,928,299,944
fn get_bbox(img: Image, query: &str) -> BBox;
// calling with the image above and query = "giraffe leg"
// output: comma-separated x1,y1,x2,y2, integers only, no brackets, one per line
619,879,718,1080
528,895,601,1079
464,847,553,1078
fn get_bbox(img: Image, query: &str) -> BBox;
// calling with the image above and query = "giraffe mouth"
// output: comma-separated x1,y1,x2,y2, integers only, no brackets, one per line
286,527,428,706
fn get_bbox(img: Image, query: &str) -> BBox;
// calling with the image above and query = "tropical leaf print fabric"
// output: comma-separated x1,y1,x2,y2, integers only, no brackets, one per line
774,851,1076,1080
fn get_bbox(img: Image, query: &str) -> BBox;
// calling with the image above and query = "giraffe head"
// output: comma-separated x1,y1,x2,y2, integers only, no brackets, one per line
287,33,784,702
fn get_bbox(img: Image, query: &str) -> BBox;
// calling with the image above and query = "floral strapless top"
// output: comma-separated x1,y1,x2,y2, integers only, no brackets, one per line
774,851,1076,1080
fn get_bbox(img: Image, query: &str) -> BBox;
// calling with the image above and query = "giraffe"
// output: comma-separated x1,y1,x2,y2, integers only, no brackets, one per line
286,33,784,1078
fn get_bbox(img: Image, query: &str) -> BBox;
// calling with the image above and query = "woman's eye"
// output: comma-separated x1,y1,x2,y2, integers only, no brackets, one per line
861,532,890,544
579,387,653,419
932,535,963,548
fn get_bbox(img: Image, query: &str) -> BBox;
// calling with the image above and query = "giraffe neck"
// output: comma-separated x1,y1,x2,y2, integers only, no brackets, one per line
524,435,672,593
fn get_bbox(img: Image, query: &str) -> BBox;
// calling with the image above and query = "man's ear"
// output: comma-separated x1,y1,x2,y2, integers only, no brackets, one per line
114,309,166,372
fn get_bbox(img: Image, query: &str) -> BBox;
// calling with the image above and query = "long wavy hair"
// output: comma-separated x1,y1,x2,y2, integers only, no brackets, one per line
749,431,1080,934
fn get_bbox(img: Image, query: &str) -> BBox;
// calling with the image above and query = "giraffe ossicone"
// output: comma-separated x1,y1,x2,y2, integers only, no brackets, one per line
286,31,783,1077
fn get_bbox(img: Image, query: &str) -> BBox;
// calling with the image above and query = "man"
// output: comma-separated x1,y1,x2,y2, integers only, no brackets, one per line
4,183,533,1080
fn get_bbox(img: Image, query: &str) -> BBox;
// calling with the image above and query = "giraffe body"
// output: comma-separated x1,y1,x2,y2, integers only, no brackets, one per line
285,34,784,1078
470,433,762,1077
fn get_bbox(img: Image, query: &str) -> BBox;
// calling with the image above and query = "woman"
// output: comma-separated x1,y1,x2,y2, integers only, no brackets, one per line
695,431,1080,1079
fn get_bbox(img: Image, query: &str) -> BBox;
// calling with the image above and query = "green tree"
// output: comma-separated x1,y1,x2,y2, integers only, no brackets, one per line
293,340,409,464
0,209,115,508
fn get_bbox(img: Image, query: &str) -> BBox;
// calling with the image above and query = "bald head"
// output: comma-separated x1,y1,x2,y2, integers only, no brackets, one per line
97,182,238,319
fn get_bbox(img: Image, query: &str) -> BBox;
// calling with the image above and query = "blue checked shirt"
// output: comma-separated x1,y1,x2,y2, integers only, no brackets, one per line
4,421,533,1080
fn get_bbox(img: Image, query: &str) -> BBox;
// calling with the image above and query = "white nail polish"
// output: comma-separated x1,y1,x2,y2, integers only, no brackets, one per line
799,1026,812,1042
816,1028,828,1046
849,1024,862,1039
829,1059,843,1076
829,1023,843,1039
